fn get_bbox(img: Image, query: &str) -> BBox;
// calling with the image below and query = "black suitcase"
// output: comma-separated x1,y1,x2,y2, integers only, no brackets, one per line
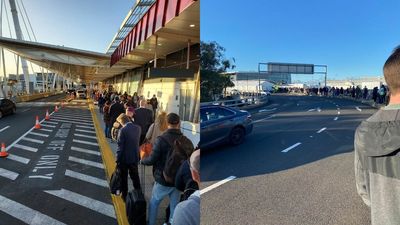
126,165,147,225
110,167,122,195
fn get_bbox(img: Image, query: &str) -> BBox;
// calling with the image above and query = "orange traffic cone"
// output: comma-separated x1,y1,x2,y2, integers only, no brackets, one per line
55,105,59,112
34,116,41,129
45,110,50,120
0,143,8,158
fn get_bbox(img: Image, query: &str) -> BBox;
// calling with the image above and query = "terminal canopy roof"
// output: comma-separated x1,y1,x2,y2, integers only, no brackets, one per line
0,36,139,82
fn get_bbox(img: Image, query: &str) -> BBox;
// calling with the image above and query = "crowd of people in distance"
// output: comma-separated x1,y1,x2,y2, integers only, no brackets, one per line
92,90,200,225
269,85,390,106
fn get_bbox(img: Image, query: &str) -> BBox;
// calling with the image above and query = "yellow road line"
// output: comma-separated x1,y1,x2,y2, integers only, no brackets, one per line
88,99,129,225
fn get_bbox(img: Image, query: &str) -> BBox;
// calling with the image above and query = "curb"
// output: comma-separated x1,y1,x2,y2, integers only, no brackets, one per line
320,95,383,109
88,99,129,225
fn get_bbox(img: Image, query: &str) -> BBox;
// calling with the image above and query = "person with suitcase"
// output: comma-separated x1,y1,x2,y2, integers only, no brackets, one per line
115,114,142,201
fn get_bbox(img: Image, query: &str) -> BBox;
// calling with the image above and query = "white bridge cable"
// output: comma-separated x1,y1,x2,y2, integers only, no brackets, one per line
16,0,36,75
3,0,18,66
15,0,31,41
19,0,36,41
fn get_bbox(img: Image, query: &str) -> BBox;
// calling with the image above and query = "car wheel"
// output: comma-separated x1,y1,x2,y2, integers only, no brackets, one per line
12,107,16,114
230,127,245,145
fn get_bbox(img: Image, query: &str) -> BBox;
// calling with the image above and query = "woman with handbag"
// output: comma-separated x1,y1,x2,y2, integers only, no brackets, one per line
140,111,168,159
146,111,168,145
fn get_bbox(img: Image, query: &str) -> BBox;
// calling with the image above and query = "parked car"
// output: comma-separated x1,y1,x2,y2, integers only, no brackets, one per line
77,90,87,99
0,98,16,119
200,105,253,149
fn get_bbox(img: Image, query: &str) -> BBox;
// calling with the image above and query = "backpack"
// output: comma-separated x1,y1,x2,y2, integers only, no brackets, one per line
162,135,194,185
111,122,121,141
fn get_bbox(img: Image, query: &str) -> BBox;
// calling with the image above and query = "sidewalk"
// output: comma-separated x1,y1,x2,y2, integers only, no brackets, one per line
93,106,168,225
322,95,385,109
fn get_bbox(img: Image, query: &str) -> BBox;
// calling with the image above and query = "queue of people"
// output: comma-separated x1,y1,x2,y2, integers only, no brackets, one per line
92,90,199,225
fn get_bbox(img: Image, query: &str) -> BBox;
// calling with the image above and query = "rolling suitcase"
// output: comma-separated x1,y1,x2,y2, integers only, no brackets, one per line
126,165,146,225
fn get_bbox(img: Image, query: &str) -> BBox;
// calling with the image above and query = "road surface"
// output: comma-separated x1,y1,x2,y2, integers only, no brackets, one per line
0,97,116,224
201,94,374,225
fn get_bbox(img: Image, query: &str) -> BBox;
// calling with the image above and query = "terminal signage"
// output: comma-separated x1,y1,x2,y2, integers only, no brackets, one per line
267,62,314,74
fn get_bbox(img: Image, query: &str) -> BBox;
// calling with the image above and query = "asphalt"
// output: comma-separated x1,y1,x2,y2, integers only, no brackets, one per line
0,93,67,148
0,98,117,225
201,94,374,225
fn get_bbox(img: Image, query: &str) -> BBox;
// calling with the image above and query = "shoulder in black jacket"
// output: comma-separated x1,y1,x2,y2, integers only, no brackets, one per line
116,122,141,165
133,107,154,135
141,128,182,187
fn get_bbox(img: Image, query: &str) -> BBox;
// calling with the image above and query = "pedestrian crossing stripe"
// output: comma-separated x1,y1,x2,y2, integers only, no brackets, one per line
44,188,116,219
0,195,66,225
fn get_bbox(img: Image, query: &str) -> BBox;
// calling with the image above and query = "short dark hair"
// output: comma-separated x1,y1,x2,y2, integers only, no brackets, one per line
167,113,180,125
383,46,400,94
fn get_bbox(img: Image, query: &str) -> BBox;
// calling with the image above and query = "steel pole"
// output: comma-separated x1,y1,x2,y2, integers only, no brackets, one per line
9,0,30,94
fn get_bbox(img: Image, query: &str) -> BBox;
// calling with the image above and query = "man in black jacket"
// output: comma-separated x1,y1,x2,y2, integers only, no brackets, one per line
355,46,400,225
116,114,142,200
141,113,183,225
109,96,125,126
133,99,154,145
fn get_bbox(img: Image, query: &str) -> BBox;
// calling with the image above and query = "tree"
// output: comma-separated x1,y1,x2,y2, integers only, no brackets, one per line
200,41,235,102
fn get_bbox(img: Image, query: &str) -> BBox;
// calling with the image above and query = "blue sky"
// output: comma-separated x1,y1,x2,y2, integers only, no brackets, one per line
0,0,132,74
201,0,400,79
19,0,132,52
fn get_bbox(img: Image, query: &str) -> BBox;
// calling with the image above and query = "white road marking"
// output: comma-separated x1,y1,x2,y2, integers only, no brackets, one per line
307,109,316,112
72,139,98,146
71,146,100,156
42,121,58,125
44,189,116,219
0,125,10,133
0,168,19,180
253,114,276,123
200,176,236,195
76,125,95,130
40,124,56,128
14,143,38,152
65,169,108,187
76,129,96,134
40,128,53,132
317,127,327,133
22,137,44,144
55,113,92,118
29,132,49,138
309,136,313,138
74,133,97,139
7,154,30,164
51,119,92,126
20,108,31,112
259,108,277,113
52,115,92,122
356,107,362,112
281,142,302,153
334,117,338,121
68,156,104,169
0,195,66,225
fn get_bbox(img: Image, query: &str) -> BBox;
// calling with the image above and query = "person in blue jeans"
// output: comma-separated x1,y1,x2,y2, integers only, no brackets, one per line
141,113,183,225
